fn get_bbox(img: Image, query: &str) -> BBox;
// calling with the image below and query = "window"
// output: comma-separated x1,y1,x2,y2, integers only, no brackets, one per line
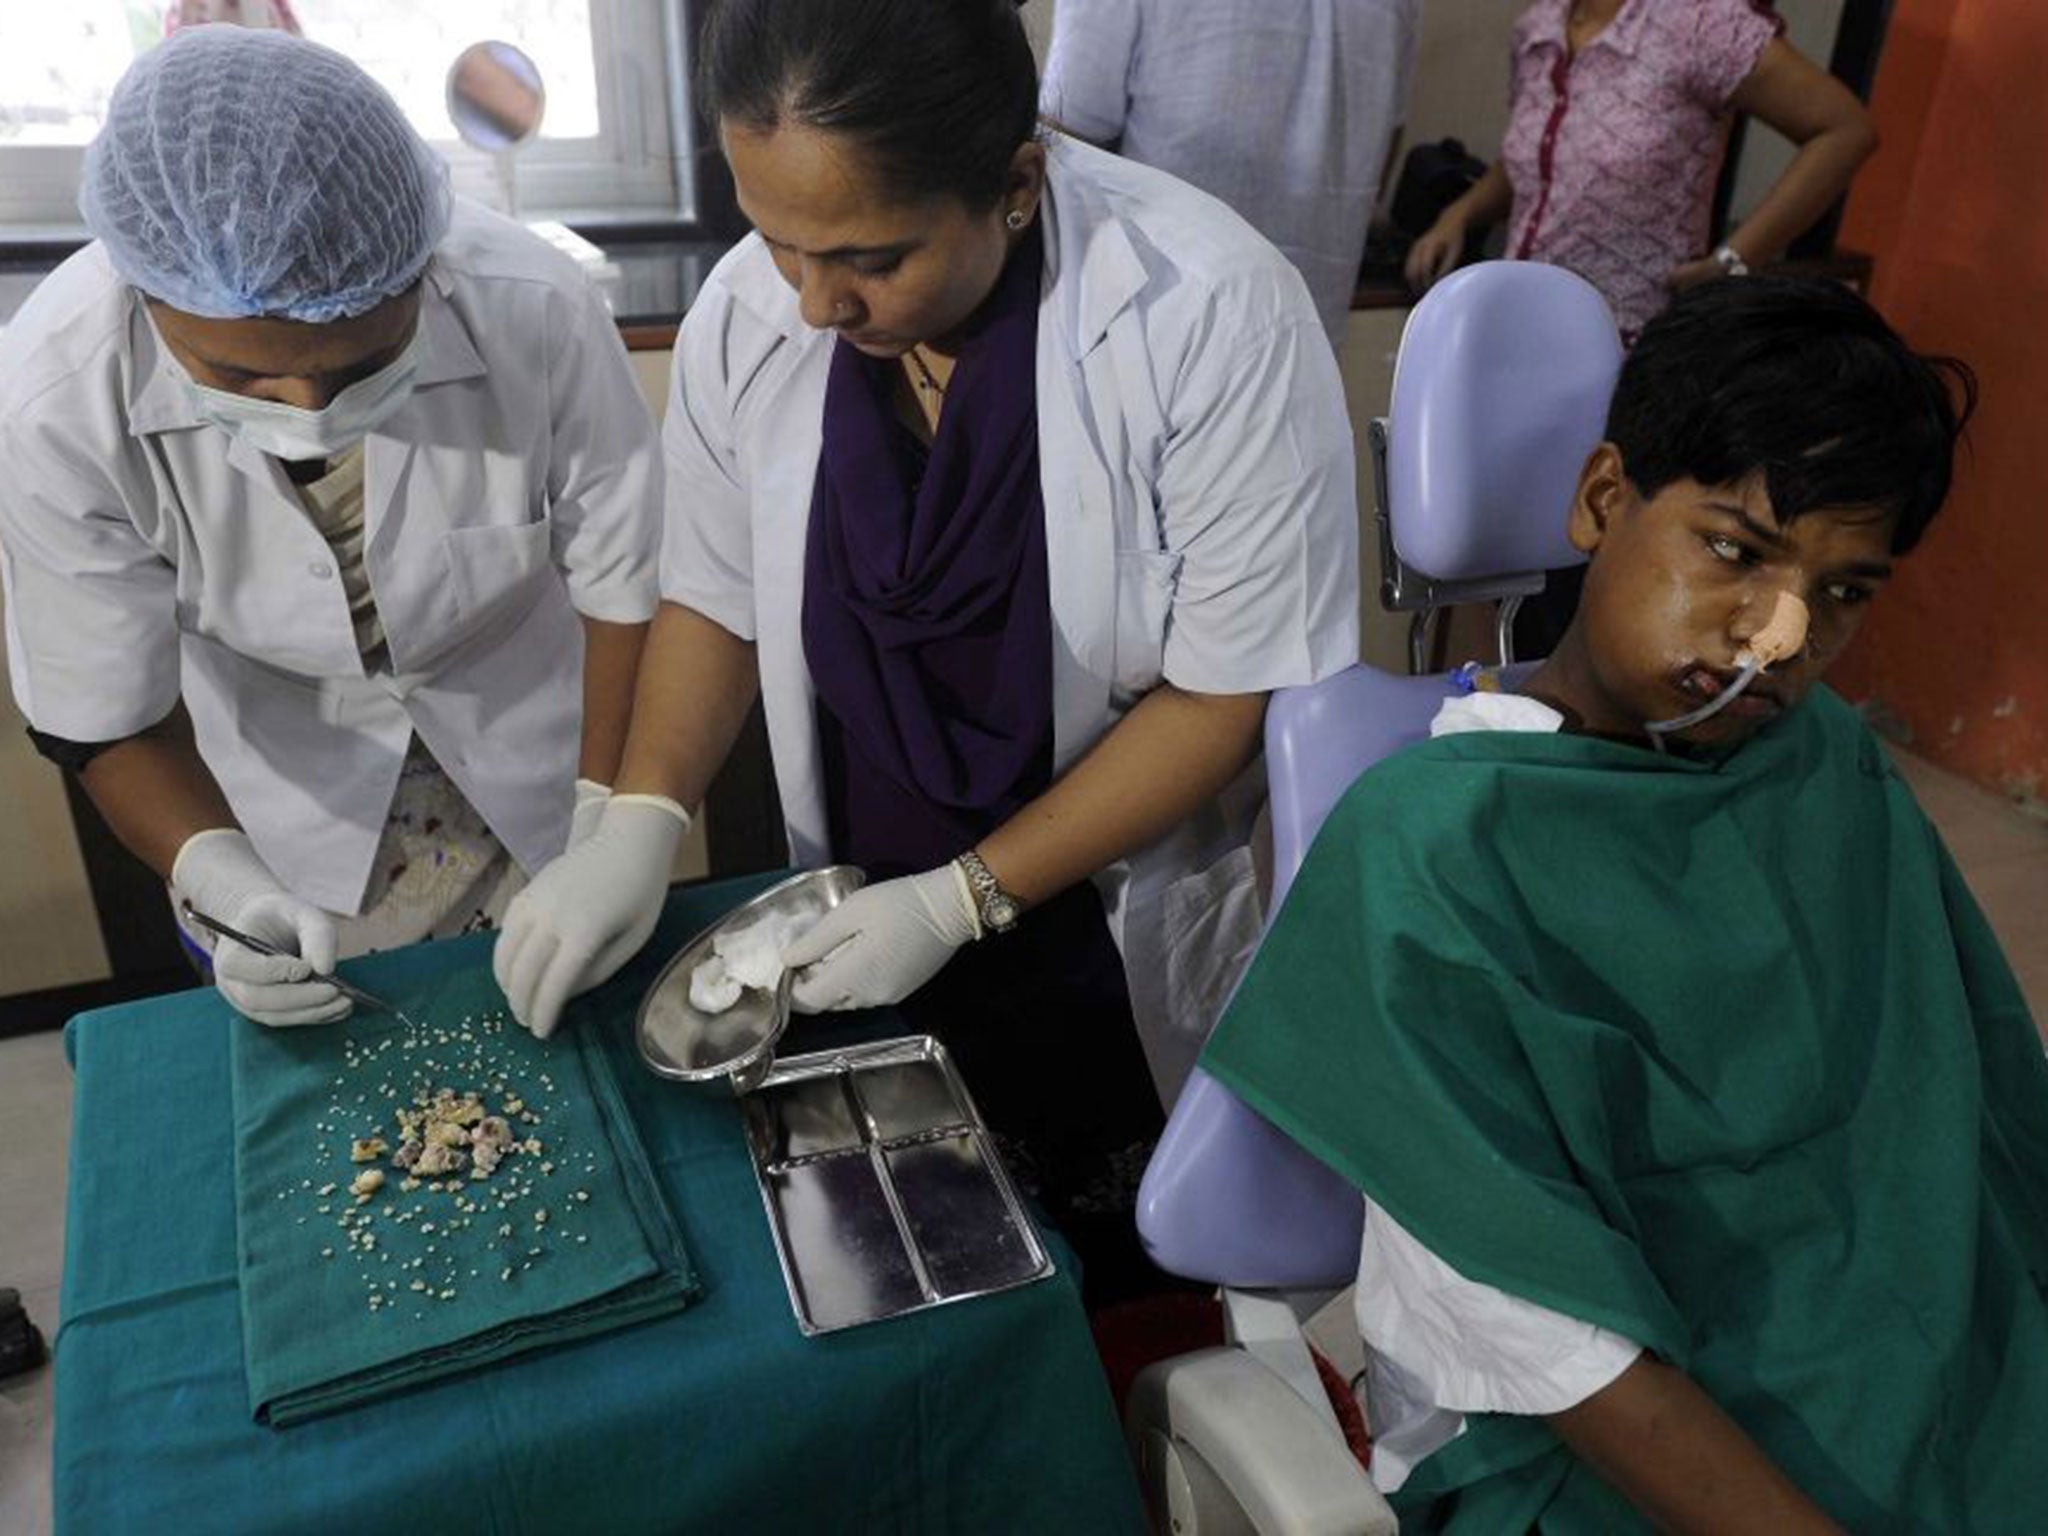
0,0,692,234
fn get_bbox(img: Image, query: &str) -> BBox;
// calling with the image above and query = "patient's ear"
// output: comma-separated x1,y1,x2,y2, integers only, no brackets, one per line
1567,443,1628,555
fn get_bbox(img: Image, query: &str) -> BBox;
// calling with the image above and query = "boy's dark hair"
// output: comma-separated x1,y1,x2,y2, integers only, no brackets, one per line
1607,276,1976,553
697,0,1038,210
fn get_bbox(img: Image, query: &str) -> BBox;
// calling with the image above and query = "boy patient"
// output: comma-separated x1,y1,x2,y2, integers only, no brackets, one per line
1202,278,2046,1532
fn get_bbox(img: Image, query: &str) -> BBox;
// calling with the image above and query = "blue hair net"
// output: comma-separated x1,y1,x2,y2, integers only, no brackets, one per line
80,25,452,323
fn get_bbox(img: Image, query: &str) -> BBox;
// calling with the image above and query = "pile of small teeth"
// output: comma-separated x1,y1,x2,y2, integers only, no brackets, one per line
283,1009,604,1319
386,1089,532,1183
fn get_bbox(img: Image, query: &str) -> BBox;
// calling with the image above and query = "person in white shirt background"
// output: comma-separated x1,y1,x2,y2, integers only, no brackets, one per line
494,0,1359,1296
1041,0,1423,351
0,26,660,1028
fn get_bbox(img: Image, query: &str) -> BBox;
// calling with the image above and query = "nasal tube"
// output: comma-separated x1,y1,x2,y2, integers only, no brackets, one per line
1645,591,1809,752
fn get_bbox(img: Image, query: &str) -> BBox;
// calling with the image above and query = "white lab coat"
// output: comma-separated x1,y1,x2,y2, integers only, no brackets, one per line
0,202,660,914
661,137,1359,1101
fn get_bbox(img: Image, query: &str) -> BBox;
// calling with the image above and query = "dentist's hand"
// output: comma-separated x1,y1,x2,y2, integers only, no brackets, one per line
784,863,980,1014
494,795,690,1039
173,828,348,1027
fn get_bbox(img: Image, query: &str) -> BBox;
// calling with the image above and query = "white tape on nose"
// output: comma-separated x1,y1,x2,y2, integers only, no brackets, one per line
1743,590,1810,668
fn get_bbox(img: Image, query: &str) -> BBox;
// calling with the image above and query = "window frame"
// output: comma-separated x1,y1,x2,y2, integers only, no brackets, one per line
0,0,691,236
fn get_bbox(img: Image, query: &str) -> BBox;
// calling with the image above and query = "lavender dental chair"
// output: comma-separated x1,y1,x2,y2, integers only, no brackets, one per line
1124,263,1623,1536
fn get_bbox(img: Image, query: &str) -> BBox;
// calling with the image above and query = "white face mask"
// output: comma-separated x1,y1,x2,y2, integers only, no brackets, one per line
187,327,424,461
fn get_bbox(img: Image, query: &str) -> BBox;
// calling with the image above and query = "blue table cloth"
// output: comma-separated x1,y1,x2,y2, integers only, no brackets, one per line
55,874,1145,1534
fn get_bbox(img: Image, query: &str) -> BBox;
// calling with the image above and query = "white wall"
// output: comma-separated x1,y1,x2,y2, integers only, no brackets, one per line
1403,0,1526,163
1020,0,1055,64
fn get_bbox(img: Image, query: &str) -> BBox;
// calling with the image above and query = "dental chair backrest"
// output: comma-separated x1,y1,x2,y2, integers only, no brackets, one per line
1137,262,1623,1289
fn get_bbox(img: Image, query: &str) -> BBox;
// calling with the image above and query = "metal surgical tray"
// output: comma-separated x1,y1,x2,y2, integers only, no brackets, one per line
740,1035,1054,1335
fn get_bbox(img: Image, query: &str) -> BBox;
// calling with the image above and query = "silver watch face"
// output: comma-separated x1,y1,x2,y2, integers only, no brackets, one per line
985,893,1020,931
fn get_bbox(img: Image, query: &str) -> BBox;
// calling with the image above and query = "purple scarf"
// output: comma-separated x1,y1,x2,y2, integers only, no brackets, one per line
803,223,1053,875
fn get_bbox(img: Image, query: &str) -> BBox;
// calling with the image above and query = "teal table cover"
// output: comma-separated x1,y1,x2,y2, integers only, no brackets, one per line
233,962,698,1425
56,874,1145,1535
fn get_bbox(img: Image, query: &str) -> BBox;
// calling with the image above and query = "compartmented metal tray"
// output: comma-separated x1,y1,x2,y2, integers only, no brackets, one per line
740,1035,1054,1334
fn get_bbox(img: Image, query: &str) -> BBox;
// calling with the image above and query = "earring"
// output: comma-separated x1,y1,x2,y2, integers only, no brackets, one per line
1005,208,1027,231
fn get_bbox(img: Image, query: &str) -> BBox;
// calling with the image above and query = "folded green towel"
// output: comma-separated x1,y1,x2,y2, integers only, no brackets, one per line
230,955,697,1426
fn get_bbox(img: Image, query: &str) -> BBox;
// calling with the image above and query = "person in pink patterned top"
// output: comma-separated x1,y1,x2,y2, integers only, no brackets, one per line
1405,0,1874,341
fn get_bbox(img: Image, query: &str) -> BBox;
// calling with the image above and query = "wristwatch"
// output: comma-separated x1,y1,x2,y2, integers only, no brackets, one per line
1712,243,1751,278
954,849,1021,936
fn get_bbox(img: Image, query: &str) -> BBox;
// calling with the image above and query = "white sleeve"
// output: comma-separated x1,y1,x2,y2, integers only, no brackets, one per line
657,284,763,641
0,421,181,742
1039,0,1139,146
543,278,662,623
1155,275,1361,695
1355,1198,1642,1418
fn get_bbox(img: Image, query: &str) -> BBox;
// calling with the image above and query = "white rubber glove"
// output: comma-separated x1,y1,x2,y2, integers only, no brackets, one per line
784,863,980,1014
493,795,690,1040
171,828,348,1027
569,778,611,848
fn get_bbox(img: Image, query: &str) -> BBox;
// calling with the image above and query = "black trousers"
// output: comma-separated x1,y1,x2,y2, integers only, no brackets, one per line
895,881,1179,1307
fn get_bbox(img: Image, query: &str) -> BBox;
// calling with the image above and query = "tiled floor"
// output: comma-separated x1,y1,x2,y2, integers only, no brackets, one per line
0,747,2042,1532
1,1026,69,1536
1889,752,2048,1022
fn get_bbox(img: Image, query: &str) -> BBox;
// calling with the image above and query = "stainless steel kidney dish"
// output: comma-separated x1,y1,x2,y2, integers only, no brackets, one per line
636,867,865,1094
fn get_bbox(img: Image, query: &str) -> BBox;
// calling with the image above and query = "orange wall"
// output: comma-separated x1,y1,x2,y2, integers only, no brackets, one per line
1829,0,2048,807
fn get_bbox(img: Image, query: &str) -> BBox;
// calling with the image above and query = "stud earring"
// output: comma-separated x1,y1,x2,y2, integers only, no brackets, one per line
1005,208,1027,231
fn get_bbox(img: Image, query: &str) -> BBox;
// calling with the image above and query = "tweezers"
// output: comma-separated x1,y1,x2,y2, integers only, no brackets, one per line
180,904,395,1014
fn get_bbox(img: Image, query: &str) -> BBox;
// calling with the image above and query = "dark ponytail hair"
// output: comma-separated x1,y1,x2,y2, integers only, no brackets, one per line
698,0,1040,210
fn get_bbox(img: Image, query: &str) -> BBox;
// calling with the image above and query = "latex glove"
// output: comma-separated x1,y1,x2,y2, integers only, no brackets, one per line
171,828,348,1027
784,863,979,1014
493,795,690,1040
569,777,611,848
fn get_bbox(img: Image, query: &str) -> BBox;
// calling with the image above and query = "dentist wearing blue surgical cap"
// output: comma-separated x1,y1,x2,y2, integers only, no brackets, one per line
0,26,660,1026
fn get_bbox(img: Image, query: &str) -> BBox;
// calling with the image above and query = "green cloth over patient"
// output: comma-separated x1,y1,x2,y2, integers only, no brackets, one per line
1203,688,2048,1531
232,956,698,1426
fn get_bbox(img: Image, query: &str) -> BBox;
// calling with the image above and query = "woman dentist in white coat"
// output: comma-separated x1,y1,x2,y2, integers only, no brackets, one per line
497,0,1356,1291
0,28,659,1026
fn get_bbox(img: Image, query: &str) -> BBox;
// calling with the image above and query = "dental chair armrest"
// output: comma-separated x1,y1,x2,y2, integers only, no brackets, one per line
1126,1347,1397,1536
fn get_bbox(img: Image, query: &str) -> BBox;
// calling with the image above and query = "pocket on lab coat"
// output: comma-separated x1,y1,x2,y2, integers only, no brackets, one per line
1112,549,1181,704
443,518,553,630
